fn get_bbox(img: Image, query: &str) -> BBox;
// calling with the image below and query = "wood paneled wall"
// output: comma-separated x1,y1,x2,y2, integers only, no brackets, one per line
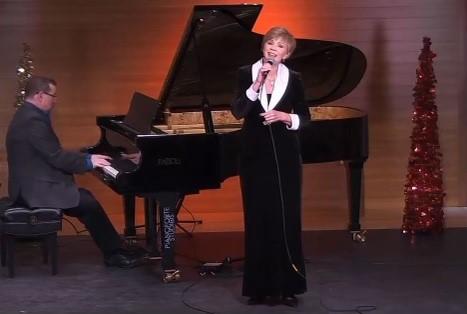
1,0,466,232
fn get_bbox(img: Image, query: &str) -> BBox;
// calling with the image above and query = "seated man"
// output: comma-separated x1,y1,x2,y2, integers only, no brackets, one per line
5,75,144,268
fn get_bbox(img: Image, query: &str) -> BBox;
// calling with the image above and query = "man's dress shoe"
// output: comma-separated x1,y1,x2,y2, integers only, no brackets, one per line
247,296,265,305
281,295,298,307
104,252,144,269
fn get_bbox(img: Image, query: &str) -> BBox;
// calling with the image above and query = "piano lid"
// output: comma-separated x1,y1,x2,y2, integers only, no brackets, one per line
158,4,366,118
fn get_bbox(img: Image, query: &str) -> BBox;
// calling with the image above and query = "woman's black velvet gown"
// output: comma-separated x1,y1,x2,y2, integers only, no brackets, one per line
231,64,310,298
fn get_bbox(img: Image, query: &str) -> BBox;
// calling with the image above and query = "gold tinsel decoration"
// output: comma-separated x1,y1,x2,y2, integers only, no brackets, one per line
14,43,34,107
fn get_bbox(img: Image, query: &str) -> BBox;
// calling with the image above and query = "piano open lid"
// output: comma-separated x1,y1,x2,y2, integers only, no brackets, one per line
157,4,366,120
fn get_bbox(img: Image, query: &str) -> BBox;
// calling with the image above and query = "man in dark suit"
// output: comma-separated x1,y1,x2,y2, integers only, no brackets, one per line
6,75,144,268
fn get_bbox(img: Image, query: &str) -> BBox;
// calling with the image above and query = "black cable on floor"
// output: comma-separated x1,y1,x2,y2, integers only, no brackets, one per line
180,267,244,314
319,299,377,314
181,278,216,314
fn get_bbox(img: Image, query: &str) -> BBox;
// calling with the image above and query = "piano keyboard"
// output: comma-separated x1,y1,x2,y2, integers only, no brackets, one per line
102,165,119,178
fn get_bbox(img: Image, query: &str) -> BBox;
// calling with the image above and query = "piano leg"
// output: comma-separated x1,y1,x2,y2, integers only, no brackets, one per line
123,194,136,237
144,197,160,256
346,160,366,242
157,192,182,283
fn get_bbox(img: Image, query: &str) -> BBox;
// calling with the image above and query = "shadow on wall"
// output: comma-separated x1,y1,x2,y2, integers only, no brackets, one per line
460,15,467,205
367,21,390,123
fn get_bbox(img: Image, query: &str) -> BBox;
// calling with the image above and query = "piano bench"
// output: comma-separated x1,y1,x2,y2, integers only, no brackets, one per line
0,204,62,278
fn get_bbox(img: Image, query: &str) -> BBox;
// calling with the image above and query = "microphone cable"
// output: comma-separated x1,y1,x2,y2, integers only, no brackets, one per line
266,122,306,280
62,216,88,235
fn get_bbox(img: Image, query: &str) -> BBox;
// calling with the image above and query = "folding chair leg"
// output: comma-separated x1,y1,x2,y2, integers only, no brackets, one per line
1,235,6,267
50,234,58,275
6,236,15,278
41,236,49,264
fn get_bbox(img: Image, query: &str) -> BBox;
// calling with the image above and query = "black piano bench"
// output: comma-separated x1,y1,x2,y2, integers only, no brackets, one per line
0,204,62,278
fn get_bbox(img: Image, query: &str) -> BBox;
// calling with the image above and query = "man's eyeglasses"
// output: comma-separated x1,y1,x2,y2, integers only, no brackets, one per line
42,91,57,98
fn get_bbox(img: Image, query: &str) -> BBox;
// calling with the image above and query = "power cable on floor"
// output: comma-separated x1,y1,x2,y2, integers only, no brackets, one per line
181,277,216,314
319,299,377,313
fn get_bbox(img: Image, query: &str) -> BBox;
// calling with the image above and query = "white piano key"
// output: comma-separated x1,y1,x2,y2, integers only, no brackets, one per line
102,165,119,178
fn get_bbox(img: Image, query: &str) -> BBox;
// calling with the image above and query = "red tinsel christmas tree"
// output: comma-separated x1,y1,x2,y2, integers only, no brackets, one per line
402,37,445,234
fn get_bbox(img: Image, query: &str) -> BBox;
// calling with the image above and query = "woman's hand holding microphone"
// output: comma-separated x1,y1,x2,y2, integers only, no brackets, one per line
261,110,292,126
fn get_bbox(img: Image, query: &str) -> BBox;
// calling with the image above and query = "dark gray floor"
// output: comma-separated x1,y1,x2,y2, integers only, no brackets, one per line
1,228,466,314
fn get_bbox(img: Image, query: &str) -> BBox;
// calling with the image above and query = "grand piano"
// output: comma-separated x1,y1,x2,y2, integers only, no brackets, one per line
88,4,368,282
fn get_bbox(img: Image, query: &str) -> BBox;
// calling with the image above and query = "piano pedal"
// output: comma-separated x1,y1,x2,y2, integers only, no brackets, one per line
145,250,163,261
124,237,140,245
351,230,367,243
162,269,181,283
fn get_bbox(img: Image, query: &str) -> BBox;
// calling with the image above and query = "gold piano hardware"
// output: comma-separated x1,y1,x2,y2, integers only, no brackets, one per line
162,269,181,283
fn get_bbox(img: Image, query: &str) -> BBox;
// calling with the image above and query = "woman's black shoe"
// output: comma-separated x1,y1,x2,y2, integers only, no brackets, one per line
282,295,298,307
247,296,265,305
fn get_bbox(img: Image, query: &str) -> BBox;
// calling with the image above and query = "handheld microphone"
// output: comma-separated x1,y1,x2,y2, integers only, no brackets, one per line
258,59,275,95
263,59,274,76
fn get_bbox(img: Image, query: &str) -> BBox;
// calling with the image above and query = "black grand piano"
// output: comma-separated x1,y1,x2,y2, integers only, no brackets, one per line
88,4,368,281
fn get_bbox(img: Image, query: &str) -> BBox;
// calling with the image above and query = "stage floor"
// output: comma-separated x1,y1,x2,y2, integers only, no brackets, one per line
1,228,466,314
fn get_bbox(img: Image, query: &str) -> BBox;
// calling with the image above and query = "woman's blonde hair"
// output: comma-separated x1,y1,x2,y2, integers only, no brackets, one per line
261,27,297,57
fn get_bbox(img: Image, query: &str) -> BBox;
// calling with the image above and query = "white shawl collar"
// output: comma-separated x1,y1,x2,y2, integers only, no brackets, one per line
251,59,290,111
